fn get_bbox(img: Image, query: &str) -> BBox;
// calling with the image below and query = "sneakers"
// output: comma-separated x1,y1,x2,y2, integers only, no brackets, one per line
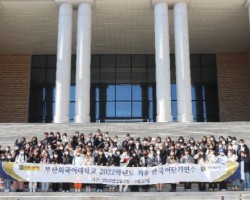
96,189,100,192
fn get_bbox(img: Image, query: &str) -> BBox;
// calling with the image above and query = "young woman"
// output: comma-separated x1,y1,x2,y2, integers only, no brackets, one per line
167,151,179,192
72,150,84,192
40,150,50,192
51,152,62,192
94,149,107,192
83,150,94,192
27,149,41,192
13,148,27,192
152,148,164,192
62,149,73,192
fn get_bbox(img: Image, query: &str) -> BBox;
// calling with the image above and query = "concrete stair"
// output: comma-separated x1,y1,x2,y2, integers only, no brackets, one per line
1,122,250,147
0,192,248,200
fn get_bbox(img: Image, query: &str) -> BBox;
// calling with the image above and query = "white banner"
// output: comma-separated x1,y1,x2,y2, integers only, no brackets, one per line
0,161,241,185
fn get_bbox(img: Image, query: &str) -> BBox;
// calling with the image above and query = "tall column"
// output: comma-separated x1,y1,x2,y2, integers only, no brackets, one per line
75,0,94,123
244,0,250,26
54,1,73,123
174,1,193,122
153,0,172,122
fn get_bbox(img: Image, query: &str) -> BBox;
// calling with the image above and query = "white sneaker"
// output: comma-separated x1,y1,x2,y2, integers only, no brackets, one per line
62,190,65,192
247,188,250,191
96,189,100,192
66,190,69,192
29,189,32,192
244,188,247,191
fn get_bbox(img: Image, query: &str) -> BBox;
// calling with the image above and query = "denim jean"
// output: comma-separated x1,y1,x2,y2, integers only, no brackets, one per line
243,172,250,189
4,179,11,190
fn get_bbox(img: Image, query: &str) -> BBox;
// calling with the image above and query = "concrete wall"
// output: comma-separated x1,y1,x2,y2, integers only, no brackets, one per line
0,55,31,122
217,53,250,122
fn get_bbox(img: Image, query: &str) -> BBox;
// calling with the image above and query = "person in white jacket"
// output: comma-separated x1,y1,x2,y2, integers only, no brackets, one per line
227,149,239,191
83,150,94,192
72,150,84,192
13,149,27,192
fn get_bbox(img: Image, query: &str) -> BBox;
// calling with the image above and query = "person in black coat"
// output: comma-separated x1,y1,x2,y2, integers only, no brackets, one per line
127,151,140,192
94,149,107,192
27,150,41,192
51,152,62,192
240,151,250,190
62,149,73,192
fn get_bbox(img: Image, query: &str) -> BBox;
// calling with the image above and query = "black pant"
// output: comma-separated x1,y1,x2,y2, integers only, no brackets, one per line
52,183,60,192
219,181,227,190
209,183,217,190
171,184,176,192
62,183,70,191
198,182,206,191
143,185,149,191
96,184,104,190
130,185,139,192
184,182,192,189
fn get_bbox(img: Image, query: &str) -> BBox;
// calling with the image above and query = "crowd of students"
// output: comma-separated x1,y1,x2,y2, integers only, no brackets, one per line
0,129,250,192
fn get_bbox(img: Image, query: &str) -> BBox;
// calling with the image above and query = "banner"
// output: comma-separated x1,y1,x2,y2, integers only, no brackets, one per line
0,161,244,185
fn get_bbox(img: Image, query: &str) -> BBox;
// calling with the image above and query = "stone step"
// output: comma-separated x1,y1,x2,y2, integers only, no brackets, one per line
1,122,250,148
0,192,248,200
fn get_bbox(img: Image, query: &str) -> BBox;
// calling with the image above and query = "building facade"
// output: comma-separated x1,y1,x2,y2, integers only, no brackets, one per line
0,0,250,123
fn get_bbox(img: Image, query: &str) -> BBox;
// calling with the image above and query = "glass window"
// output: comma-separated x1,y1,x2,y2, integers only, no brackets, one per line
106,102,115,117
31,56,46,68
148,55,155,67
91,55,100,67
171,101,177,120
70,102,75,120
116,55,131,67
30,87,45,102
100,67,115,84
47,55,57,68
116,85,131,101
31,68,46,84
47,68,56,84
99,85,115,101
171,84,177,101
132,102,142,118
201,55,216,67
170,54,175,67
190,55,201,67
148,67,155,83
91,67,100,84
71,68,76,84
191,67,201,83
202,68,217,83
132,67,147,84
101,55,115,68
116,102,131,117
132,85,142,101
116,67,131,84
132,55,147,67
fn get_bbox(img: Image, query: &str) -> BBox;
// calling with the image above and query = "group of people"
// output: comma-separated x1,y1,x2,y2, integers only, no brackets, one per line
0,129,250,193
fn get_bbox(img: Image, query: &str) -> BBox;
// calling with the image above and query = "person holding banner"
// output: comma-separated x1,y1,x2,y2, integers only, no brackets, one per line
193,150,208,191
119,148,130,192
40,150,51,192
166,151,179,192
94,149,107,192
51,152,62,192
207,149,218,191
180,148,195,191
227,149,239,191
140,150,153,192
152,148,164,192
240,151,250,191
62,149,73,192
27,149,41,192
83,150,95,192
13,148,27,192
127,151,140,192
72,150,84,192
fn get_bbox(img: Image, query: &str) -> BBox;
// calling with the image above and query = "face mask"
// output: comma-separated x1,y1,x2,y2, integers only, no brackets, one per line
179,140,183,142
60,147,63,150
14,147,19,150
20,151,24,155
232,141,236,145
65,152,69,155
54,155,58,158
156,151,160,155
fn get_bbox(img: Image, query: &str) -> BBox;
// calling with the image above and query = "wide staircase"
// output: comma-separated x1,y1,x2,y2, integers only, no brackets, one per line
0,122,250,199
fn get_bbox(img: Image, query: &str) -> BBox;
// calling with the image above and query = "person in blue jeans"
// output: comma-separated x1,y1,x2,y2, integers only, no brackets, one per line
240,151,250,191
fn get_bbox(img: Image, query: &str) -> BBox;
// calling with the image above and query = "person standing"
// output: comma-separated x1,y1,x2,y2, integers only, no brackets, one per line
240,151,250,191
